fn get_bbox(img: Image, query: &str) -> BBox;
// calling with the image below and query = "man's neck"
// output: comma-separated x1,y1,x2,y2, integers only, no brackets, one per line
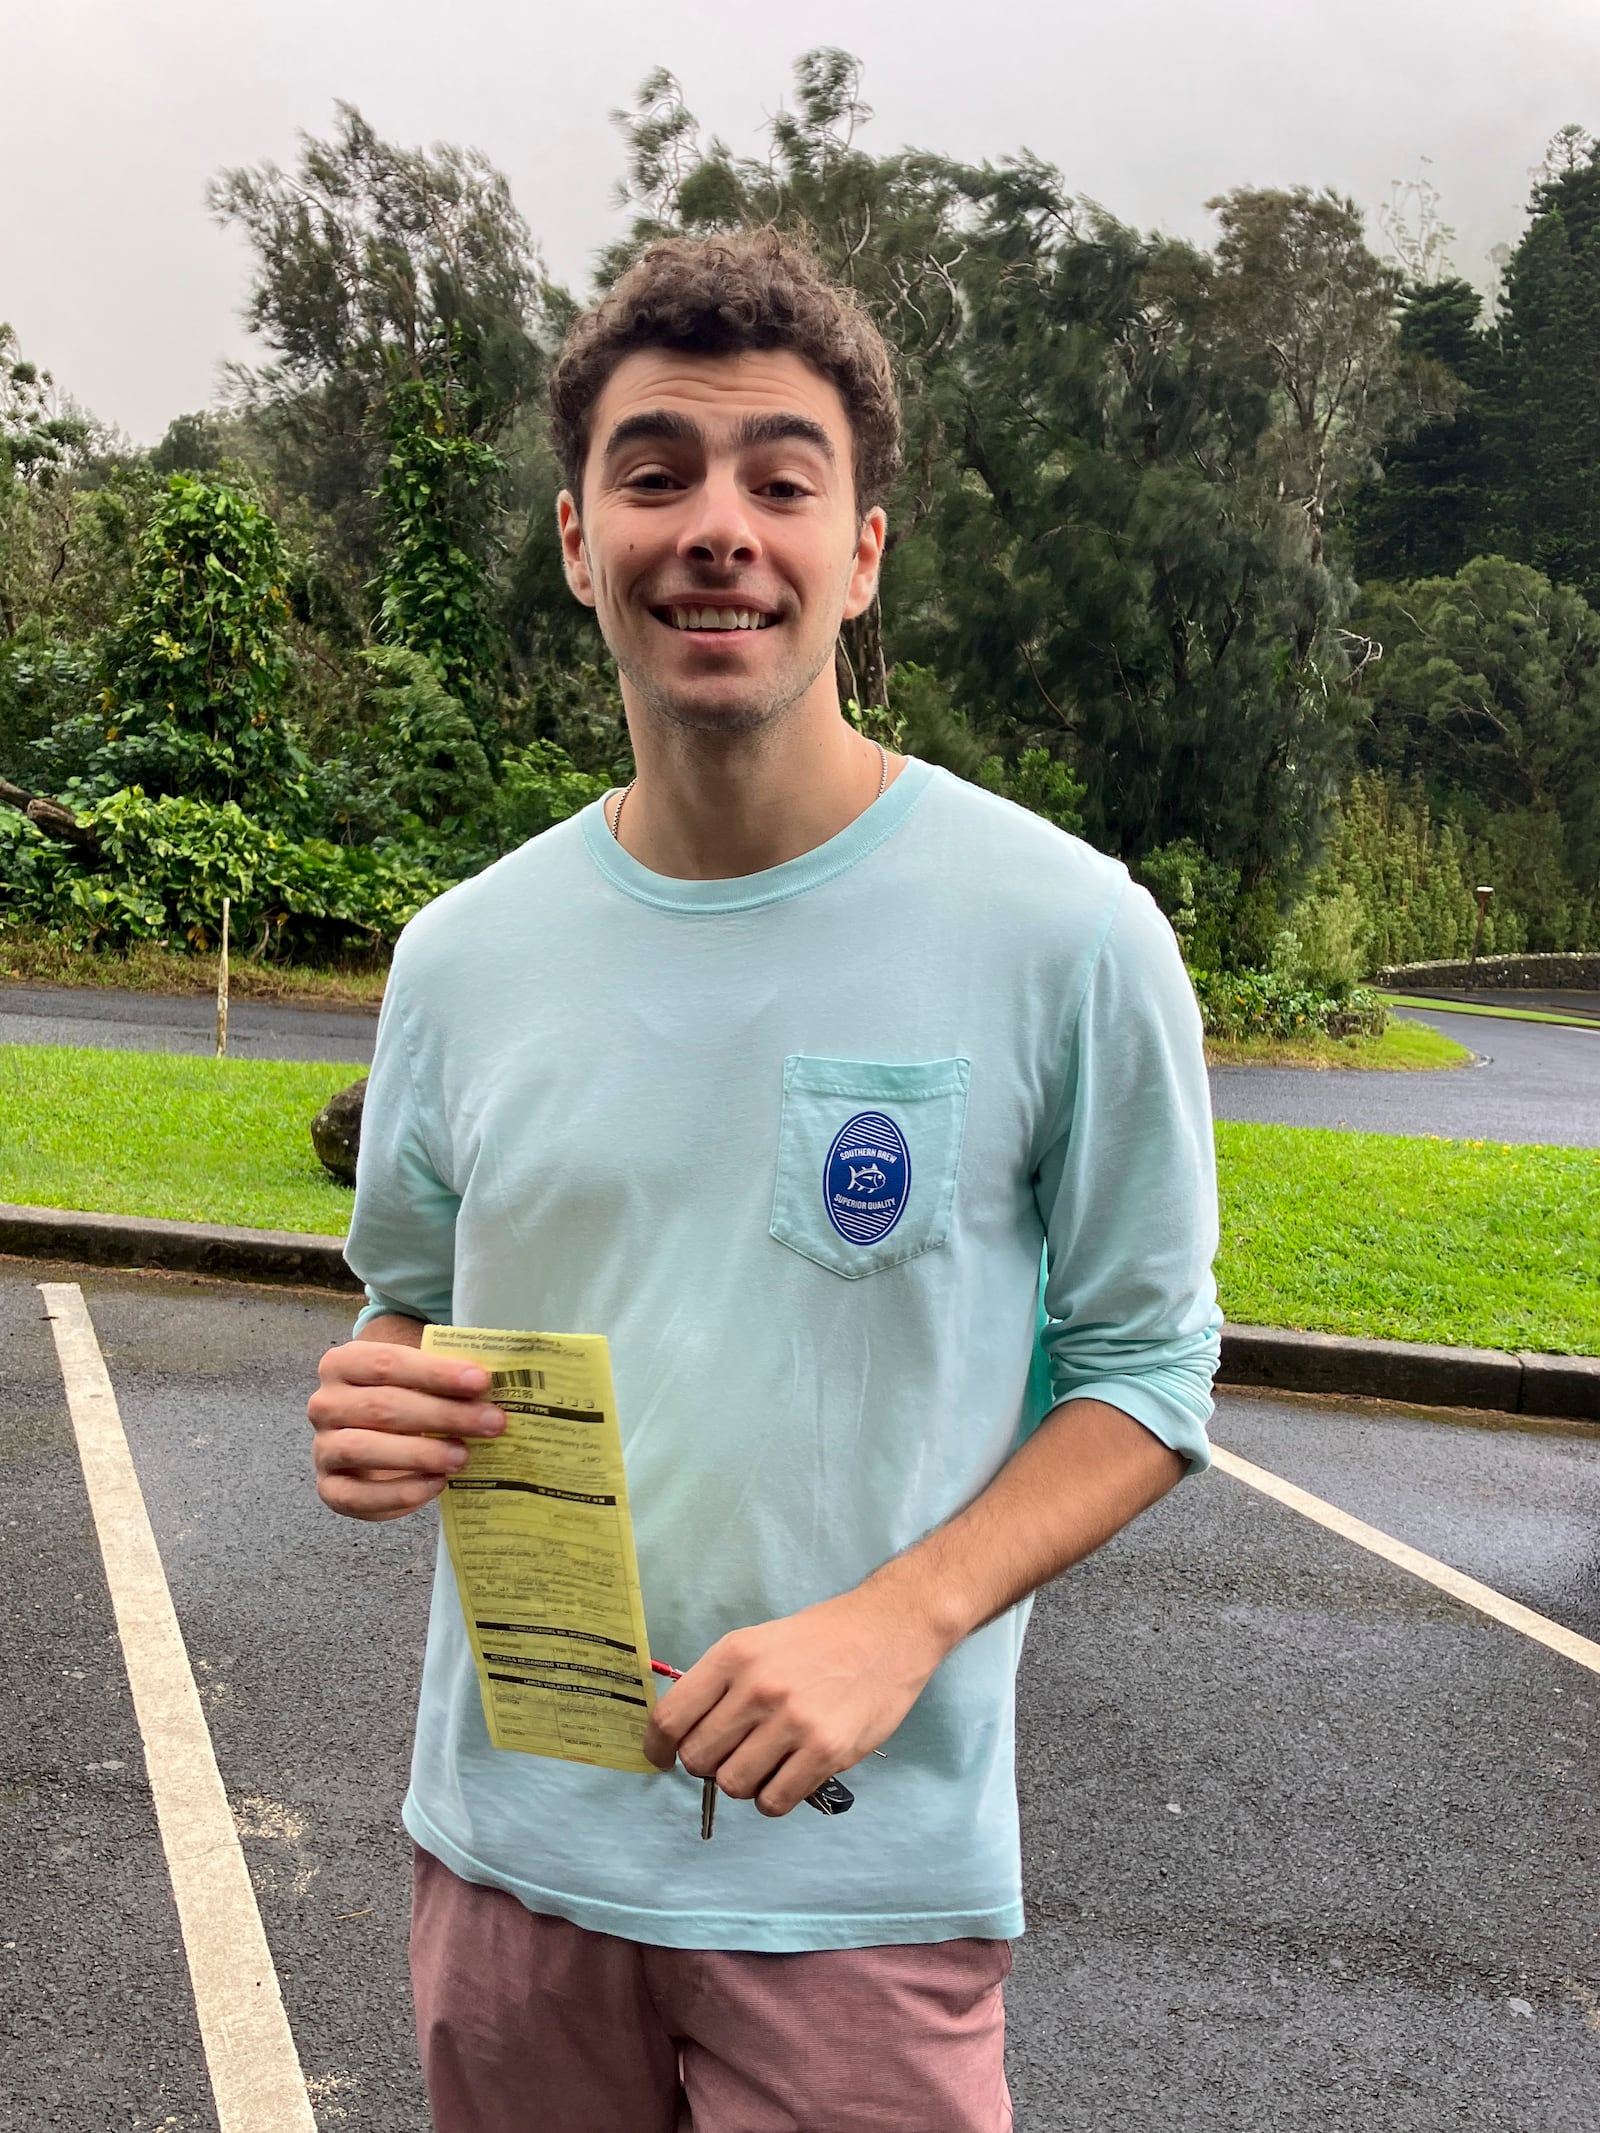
613,686,899,881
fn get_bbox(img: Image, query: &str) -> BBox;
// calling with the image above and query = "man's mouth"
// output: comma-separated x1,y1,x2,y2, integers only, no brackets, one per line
652,605,777,633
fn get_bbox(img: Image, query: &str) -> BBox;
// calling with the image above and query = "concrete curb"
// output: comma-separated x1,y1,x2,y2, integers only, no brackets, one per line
1218,1322,1600,1424
3,1202,1597,1425
0,1202,359,1293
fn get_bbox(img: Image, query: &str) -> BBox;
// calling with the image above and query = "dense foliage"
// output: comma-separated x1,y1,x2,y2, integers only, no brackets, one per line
3,61,1599,980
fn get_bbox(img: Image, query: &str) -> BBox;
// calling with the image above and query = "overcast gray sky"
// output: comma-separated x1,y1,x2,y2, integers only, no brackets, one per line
6,0,1599,442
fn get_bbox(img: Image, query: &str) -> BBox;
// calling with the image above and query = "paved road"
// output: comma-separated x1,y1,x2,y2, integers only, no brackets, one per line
3,1262,1596,2130
1211,1005,1600,1146
0,982,377,1066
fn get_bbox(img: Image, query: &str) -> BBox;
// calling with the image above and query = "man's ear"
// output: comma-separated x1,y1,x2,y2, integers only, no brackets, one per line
557,491,597,609
841,505,889,621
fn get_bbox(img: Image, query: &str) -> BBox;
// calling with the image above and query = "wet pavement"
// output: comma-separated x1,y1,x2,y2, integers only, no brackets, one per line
1210,1005,1600,1147
0,982,377,1066
2,1262,1596,2130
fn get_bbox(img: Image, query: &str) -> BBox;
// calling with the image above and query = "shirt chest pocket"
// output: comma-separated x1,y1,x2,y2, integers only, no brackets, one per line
769,1055,972,1279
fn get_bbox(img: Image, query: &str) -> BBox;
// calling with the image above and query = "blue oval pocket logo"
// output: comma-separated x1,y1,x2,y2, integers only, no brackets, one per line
825,1110,911,1246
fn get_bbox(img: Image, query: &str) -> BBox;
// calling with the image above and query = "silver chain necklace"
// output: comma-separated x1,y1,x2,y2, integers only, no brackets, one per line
608,741,888,844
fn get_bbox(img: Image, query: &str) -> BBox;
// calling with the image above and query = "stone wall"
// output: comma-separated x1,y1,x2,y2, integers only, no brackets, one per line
1377,953,1600,991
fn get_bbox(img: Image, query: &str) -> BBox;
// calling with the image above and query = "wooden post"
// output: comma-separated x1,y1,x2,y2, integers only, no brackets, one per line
215,897,231,1059
1471,884,1493,963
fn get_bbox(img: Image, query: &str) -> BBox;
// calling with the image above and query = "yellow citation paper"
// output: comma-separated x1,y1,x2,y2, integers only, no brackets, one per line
422,1325,658,1773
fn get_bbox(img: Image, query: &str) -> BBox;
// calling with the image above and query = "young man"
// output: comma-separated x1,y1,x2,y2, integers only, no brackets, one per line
308,230,1221,2132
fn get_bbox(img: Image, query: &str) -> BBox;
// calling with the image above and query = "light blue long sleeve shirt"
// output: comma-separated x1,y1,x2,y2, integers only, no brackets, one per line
345,758,1220,1951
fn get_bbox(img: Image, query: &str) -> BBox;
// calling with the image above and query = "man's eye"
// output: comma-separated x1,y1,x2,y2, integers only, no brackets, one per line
627,472,678,491
763,480,809,501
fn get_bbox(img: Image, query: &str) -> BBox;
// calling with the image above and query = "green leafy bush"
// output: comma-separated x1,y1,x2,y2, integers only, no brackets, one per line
317,647,497,847
39,474,315,824
1270,880,1370,991
1137,839,1243,971
0,787,447,957
978,746,1086,834
0,804,69,908
495,740,611,846
1189,967,1388,1042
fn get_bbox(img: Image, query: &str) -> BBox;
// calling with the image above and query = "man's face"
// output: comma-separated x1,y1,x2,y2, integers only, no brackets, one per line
558,348,886,735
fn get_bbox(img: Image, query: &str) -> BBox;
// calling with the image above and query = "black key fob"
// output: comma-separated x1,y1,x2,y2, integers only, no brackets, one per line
806,1775,855,1816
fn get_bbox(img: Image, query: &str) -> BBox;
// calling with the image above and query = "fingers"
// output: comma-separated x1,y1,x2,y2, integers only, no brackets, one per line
308,1341,505,1442
316,1468,451,1523
319,1340,493,1401
310,1382,505,1440
315,1425,471,1482
641,1659,728,1769
646,1656,848,1818
695,1716,849,1817
309,1341,506,1526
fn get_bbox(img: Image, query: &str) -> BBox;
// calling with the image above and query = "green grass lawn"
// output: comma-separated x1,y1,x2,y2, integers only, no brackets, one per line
3,1044,1596,1355
0,1045,359,1235
1382,991,1600,1031
1216,1121,1600,1355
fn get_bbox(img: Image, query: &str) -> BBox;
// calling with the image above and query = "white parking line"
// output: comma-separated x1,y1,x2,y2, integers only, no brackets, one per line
1212,1442,1600,1679
39,1283,317,2133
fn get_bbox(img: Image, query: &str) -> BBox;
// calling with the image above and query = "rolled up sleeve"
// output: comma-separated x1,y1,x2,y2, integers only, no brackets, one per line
1031,877,1221,1473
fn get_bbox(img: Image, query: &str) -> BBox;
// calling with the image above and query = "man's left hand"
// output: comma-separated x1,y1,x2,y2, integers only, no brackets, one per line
643,1583,948,1817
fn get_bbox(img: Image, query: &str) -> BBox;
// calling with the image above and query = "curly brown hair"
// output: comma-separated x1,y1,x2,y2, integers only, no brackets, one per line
548,229,902,516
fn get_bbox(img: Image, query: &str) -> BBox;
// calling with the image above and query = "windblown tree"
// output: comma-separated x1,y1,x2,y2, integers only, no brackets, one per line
1498,126,1600,606
1355,555,1600,943
1201,187,1458,577
906,175,1456,888
211,106,553,722
1347,278,1503,582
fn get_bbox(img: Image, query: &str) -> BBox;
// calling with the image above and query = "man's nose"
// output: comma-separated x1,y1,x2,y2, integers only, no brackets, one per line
677,470,761,568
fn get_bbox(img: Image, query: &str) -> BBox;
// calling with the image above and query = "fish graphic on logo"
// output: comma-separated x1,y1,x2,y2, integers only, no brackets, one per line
825,1111,911,1245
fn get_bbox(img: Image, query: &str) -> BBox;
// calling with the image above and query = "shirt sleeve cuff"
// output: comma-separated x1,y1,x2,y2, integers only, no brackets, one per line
351,1284,443,1338
1043,1377,1214,1476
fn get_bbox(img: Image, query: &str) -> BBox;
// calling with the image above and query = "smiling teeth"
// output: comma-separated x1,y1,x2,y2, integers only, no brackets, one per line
670,607,770,630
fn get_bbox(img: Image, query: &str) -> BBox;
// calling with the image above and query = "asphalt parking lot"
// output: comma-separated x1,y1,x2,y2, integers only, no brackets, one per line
2,1263,1596,2131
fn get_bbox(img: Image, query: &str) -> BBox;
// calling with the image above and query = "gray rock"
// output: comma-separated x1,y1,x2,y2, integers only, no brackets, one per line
310,1078,367,1187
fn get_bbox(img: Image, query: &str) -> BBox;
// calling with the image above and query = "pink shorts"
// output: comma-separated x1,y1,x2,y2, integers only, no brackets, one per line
411,1844,1013,2132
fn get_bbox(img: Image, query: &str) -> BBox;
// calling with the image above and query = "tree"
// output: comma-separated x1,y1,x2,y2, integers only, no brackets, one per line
372,367,504,721
1498,127,1600,604
1346,279,1503,582
904,189,1379,882
44,474,309,819
1357,555,1600,936
1201,187,1457,573
211,104,551,692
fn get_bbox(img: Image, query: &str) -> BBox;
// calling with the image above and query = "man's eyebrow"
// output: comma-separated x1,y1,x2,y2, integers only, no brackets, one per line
732,412,835,460
599,408,837,464
600,409,704,459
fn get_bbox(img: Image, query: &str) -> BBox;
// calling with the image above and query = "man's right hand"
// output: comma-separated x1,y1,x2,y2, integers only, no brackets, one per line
308,1325,505,1522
